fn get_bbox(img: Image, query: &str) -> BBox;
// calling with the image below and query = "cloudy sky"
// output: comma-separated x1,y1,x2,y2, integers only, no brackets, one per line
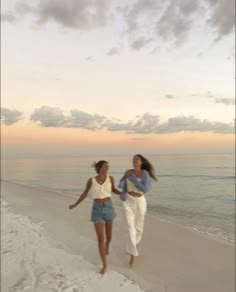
1,0,235,158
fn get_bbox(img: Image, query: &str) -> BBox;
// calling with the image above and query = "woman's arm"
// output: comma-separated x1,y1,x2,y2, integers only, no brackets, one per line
118,169,132,192
110,176,122,195
128,170,151,193
68,178,92,209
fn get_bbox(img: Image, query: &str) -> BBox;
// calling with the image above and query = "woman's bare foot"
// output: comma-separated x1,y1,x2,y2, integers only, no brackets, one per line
100,265,107,274
129,255,135,267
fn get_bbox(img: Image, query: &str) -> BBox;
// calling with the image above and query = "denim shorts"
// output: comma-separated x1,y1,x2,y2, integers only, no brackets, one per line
91,199,116,222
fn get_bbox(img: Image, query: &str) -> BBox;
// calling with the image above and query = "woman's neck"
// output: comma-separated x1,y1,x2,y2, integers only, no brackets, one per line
98,173,106,178
97,173,107,183
134,167,142,176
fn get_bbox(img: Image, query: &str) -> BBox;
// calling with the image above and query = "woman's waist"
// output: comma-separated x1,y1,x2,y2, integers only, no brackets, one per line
128,192,144,198
94,197,111,204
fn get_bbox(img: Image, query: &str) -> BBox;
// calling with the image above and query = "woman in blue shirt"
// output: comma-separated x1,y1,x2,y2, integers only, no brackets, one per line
119,154,157,267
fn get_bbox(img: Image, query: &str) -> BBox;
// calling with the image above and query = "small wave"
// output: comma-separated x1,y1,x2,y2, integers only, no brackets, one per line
1,179,80,198
158,174,235,180
147,204,235,243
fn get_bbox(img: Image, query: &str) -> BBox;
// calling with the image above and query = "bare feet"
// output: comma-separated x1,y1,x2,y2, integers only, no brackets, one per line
129,255,135,267
100,265,107,274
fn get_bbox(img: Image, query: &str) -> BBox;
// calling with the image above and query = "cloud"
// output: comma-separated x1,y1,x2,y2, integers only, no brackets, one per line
120,0,235,47
1,107,23,125
213,98,235,106
165,94,175,99
207,92,235,106
7,0,114,31
104,113,161,133
31,106,66,127
28,106,234,134
121,0,161,33
155,0,200,44
85,56,95,62
15,2,34,15
67,110,107,130
107,47,119,56
2,0,234,50
207,0,235,40
156,116,234,134
1,13,18,23
131,37,153,50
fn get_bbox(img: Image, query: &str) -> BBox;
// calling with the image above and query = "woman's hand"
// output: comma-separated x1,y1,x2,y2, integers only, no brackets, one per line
125,170,134,178
68,204,75,210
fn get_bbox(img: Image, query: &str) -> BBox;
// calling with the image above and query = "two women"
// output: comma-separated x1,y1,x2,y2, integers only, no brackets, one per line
68,154,157,273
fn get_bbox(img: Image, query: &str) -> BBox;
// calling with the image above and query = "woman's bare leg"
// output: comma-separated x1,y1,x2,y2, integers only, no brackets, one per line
94,222,107,274
129,255,135,267
105,221,113,255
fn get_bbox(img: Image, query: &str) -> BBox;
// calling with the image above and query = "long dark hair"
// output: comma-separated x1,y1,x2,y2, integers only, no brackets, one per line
135,154,157,181
91,160,108,174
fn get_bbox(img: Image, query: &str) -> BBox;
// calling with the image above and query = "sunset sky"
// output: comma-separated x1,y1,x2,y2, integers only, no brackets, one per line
1,0,235,158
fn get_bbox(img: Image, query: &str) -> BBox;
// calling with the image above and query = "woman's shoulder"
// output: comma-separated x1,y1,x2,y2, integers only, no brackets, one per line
142,169,150,176
87,177,94,184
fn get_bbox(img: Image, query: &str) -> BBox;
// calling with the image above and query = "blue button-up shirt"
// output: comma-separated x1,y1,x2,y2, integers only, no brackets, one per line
118,169,151,193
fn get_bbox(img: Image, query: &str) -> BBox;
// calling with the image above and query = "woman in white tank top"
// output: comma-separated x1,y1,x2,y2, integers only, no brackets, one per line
68,160,122,274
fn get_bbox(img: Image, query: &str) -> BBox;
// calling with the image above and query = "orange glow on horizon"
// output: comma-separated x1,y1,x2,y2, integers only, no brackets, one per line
2,122,235,155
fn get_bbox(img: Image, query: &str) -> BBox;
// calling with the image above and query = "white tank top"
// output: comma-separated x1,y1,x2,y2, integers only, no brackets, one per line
126,178,144,195
90,176,112,199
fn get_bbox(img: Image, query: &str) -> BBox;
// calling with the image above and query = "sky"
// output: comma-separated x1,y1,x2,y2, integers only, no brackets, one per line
1,0,235,158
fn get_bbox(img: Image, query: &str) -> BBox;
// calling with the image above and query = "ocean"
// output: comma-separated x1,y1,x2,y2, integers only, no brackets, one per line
1,153,235,243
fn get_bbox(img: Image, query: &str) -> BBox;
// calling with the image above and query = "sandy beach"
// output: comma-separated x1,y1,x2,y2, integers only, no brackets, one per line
1,180,235,292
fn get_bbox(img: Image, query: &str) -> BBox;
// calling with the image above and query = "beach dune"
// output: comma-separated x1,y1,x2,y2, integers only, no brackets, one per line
1,180,235,292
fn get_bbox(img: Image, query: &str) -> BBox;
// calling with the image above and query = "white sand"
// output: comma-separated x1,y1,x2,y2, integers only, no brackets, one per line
1,199,145,292
1,180,235,292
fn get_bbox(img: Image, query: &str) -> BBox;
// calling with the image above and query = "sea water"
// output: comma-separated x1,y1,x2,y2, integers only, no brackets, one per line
1,153,235,243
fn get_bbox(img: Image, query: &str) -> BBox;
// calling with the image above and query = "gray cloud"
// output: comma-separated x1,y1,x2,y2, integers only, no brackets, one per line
213,98,235,106
28,106,234,134
207,92,235,106
104,113,160,133
121,0,161,33
2,0,234,49
67,110,107,130
1,107,23,125
31,106,66,127
131,37,153,50
207,0,235,40
1,13,17,23
15,2,34,15
107,47,119,56
156,116,234,134
9,0,114,30
85,56,95,62
121,0,235,47
155,0,200,44
165,94,175,99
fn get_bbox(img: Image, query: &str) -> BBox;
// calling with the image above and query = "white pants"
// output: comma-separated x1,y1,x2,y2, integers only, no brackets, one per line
123,195,147,256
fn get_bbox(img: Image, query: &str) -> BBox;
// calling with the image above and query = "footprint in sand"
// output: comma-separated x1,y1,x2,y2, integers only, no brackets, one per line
61,286,79,292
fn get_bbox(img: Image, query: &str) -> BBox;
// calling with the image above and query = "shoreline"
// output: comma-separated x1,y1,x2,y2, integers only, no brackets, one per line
1,180,235,292
2,178,235,246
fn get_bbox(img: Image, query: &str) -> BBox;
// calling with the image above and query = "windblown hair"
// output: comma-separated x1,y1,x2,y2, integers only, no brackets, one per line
91,160,108,174
135,154,158,181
